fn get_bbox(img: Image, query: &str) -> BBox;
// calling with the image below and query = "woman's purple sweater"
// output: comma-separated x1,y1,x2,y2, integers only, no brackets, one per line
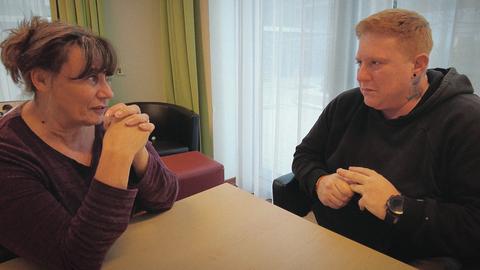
0,107,178,269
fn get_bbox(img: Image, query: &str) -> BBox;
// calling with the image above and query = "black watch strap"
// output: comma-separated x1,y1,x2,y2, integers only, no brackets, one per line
385,209,400,224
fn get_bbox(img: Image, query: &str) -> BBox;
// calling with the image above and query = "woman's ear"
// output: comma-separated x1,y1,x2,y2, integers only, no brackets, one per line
30,68,52,92
413,53,429,76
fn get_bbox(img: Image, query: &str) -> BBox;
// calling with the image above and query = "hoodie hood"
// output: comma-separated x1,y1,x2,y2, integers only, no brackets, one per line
377,67,476,124
413,67,474,115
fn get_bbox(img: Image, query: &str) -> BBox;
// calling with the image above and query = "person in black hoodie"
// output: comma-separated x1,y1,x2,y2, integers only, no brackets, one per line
293,8,479,269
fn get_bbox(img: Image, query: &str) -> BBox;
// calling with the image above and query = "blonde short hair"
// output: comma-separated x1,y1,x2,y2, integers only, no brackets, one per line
355,9,433,58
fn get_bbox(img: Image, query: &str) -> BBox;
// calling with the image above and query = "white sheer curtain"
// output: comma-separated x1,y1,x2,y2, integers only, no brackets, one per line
0,0,51,102
398,0,480,90
209,0,480,199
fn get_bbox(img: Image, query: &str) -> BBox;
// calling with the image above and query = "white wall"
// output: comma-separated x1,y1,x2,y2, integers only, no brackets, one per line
103,0,167,104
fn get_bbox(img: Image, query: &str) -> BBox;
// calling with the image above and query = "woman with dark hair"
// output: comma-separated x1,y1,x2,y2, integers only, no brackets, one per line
0,17,178,269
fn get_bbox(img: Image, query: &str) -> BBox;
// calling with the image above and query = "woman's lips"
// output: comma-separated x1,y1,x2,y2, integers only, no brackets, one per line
92,106,107,114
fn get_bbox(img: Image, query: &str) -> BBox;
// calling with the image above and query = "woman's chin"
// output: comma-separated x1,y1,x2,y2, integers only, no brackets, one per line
85,115,104,126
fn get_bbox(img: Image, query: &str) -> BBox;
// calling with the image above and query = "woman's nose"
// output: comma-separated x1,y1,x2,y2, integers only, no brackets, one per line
98,78,114,99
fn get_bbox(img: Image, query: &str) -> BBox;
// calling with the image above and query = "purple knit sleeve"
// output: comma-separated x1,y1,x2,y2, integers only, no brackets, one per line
131,143,179,212
0,171,137,270
0,113,177,269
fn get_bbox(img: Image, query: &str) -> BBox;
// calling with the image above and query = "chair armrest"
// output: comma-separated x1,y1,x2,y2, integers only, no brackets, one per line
272,172,312,217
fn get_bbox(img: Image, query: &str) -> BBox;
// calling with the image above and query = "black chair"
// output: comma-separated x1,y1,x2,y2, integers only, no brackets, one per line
272,172,312,217
126,102,200,156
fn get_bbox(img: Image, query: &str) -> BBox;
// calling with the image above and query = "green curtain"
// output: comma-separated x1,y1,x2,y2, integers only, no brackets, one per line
158,0,214,157
49,0,104,35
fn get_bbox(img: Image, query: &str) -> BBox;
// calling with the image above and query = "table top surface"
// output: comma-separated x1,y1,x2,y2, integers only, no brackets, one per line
0,183,415,270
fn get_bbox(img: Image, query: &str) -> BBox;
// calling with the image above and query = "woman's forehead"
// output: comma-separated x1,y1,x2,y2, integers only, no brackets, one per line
62,44,110,77
59,46,99,77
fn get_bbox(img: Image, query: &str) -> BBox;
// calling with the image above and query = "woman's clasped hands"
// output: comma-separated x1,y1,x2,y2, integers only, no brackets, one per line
103,103,154,157
94,103,155,189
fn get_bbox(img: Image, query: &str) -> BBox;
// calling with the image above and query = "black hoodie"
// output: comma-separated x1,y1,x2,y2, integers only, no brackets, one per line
293,68,480,264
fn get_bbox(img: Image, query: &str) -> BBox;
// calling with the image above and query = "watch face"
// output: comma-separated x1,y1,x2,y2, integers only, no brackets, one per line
388,195,404,215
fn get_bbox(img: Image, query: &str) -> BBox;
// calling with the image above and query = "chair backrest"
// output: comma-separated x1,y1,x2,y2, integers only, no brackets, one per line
126,102,200,154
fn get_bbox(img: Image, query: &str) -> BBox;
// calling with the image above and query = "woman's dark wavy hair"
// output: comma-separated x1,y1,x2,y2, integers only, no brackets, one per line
0,16,117,92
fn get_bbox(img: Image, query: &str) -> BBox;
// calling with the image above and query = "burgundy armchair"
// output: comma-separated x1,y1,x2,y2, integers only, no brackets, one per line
161,151,224,201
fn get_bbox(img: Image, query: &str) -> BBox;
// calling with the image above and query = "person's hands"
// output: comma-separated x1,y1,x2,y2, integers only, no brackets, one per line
316,173,354,209
95,111,154,189
104,103,154,167
104,103,155,178
102,112,153,158
104,103,153,132
337,167,400,220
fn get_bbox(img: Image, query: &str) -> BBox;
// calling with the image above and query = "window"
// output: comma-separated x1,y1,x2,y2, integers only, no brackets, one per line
0,0,51,102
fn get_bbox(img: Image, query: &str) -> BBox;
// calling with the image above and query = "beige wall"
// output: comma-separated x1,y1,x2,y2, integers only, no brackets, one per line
103,0,167,104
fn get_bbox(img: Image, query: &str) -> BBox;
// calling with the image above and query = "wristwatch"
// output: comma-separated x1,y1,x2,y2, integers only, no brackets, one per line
385,195,405,225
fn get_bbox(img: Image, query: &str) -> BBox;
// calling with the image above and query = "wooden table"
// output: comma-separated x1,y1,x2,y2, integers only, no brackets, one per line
0,184,415,270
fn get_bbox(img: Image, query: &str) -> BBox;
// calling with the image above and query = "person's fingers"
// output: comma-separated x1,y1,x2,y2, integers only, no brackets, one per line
105,103,126,117
324,194,346,209
335,180,354,197
358,197,366,211
349,184,364,195
348,166,376,176
106,104,142,119
138,122,155,132
337,168,369,184
125,113,150,126
103,115,113,129
317,174,354,209
114,104,141,118
330,189,347,204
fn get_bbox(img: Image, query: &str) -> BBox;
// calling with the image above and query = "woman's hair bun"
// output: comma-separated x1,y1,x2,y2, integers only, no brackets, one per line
1,16,46,85
1,17,116,93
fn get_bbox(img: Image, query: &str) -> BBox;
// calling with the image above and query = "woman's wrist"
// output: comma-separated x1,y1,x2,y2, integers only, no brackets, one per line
94,148,134,189
132,147,149,178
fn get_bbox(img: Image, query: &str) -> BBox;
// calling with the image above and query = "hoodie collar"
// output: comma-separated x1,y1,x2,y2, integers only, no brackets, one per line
371,68,475,124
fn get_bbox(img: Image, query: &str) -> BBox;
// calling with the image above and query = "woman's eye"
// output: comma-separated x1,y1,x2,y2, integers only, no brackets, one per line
87,75,98,84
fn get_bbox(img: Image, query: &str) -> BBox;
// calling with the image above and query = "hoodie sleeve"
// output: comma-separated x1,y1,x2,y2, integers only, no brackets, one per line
292,90,363,200
292,104,333,199
392,95,480,262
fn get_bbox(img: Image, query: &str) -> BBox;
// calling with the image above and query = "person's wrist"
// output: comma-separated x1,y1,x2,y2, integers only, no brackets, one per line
95,149,134,189
385,194,405,224
132,147,149,177
316,175,326,189
103,138,140,159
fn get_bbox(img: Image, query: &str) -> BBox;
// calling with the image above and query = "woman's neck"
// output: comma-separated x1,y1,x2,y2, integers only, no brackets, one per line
22,100,95,165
